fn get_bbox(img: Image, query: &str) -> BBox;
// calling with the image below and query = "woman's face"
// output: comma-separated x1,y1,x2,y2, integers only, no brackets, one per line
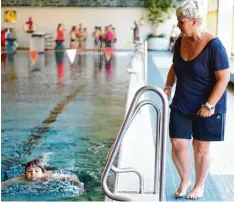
177,16,194,36
25,166,44,181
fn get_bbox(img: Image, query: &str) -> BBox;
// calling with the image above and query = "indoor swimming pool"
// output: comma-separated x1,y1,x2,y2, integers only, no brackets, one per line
1,50,131,201
2,50,234,201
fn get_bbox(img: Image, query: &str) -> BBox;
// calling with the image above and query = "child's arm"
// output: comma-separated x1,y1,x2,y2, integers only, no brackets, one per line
50,173,84,189
1,176,25,188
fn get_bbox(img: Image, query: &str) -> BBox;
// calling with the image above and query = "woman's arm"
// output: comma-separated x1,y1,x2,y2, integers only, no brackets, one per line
207,68,230,105
164,64,176,100
1,176,25,188
197,68,230,117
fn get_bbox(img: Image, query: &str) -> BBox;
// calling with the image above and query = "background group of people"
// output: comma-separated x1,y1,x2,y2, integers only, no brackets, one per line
93,24,116,49
56,23,88,49
70,23,88,49
55,23,117,50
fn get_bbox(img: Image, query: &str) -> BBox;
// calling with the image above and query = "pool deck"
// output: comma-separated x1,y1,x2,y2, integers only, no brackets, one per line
106,51,234,201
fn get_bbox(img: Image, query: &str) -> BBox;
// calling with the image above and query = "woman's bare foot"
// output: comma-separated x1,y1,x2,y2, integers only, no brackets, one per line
175,181,191,197
186,186,204,199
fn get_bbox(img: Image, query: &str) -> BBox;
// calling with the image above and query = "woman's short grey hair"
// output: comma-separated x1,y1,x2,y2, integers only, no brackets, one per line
176,0,204,20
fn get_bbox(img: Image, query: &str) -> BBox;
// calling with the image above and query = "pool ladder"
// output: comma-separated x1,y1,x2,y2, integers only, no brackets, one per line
101,85,169,201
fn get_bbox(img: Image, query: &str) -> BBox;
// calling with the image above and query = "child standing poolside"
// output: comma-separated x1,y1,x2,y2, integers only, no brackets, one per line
1,159,84,190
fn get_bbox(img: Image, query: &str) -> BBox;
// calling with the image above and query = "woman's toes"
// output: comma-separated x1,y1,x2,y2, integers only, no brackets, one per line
186,186,204,199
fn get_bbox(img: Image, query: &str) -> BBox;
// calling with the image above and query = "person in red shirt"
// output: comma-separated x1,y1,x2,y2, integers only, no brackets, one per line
105,25,114,48
56,23,64,41
26,17,34,34
1,28,6,49
55,23,65,49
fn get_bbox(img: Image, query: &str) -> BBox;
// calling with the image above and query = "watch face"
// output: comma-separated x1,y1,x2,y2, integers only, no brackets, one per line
205,103,215,110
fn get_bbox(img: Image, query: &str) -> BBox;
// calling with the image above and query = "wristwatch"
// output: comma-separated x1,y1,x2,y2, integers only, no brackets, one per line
204,102,215,111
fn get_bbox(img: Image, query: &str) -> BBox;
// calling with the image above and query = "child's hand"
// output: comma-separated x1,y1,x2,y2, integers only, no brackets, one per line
1,182,7,188
74,181,84,190
70,174,84,190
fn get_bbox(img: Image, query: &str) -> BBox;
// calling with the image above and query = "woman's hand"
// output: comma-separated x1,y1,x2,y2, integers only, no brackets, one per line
164,88,171,100
196,105,214,117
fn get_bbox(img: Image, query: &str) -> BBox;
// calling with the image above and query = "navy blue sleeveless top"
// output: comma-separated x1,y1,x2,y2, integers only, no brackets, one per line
170,36,229,115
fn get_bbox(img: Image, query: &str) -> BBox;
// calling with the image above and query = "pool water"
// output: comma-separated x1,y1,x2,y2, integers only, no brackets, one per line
1,51,131,201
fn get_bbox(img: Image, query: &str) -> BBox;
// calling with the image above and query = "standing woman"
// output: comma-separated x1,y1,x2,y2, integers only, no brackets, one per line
70,26,77,49
55,23,65,50
164,0,230,199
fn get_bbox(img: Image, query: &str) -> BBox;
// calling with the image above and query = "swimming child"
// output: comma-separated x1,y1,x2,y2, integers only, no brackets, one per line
1,159,84,190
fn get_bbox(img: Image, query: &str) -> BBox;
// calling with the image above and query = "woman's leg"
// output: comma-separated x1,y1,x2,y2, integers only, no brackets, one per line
171,138,191,197
187,139,211,199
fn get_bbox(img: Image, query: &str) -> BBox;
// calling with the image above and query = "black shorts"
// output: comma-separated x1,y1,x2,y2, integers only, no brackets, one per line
105,41,112,47
169,109,226,141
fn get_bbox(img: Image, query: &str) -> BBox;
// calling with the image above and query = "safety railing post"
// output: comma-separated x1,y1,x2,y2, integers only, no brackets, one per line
101,86,168,201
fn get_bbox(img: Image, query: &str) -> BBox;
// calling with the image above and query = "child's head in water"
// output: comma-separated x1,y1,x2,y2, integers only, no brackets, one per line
2,159,84,190
24,159,46,181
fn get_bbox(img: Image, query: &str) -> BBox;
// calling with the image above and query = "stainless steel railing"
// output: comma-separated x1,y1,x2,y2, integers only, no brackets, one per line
101,85,168,201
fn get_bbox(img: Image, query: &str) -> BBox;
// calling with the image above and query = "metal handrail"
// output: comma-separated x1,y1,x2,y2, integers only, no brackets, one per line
104,41,146,196
104,99,161,198
111,166,144,194
106,99,160,195
101,85,168,201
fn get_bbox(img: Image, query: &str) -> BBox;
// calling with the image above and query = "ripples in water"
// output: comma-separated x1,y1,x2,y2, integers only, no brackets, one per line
2,180,83,200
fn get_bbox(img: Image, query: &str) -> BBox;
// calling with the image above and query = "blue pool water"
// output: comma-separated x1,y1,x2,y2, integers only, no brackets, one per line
1,51,131,201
